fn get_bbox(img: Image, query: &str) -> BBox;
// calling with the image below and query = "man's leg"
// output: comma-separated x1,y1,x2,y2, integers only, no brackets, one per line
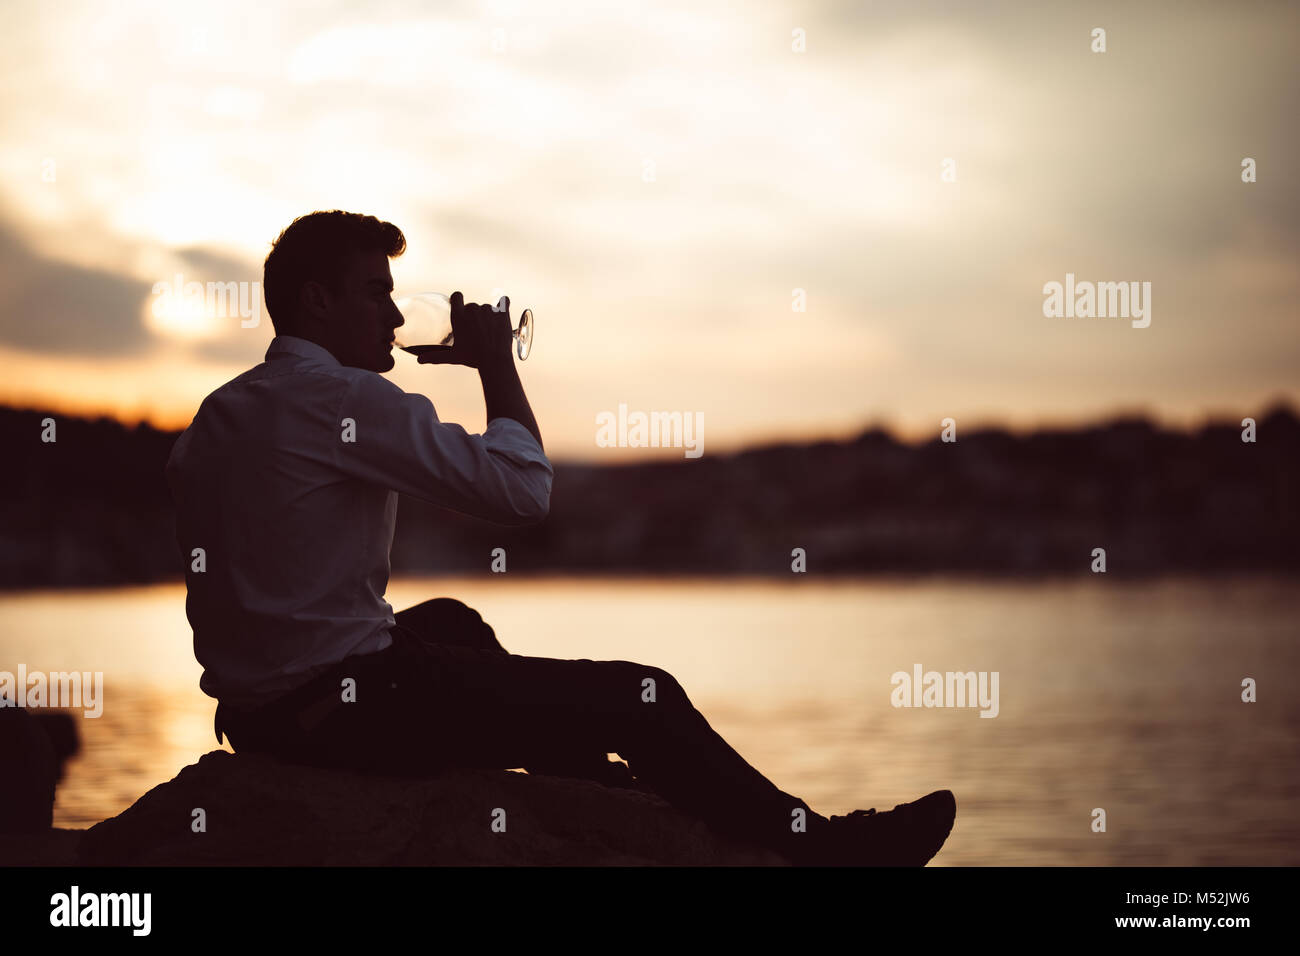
391,598,632,786
392,598,506,653
316,633,830,862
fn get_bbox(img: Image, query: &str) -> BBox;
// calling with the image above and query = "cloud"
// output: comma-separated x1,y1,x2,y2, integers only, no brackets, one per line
0,220,154,356
0,213,272,364
0,0,1296,450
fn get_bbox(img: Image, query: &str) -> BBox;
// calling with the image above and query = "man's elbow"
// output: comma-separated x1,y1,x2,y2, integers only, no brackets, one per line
520,487,550,524
496,480,550,526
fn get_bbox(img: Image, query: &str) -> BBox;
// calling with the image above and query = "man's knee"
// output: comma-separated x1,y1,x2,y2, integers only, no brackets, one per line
401,596,476,622
396,597,502,652
628,664,689,708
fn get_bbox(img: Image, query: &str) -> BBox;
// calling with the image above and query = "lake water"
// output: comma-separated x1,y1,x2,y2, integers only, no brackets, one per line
1,575,1296,865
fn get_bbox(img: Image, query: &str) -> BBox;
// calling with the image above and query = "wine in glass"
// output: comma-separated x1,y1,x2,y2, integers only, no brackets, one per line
393,292,534,361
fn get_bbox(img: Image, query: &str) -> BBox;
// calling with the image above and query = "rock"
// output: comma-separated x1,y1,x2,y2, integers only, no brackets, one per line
36,712,82,781
0,828,83,865
0,706,73,834
79,750,790,865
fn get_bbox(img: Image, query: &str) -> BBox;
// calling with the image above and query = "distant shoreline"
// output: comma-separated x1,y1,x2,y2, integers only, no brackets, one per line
3,567,1300,597
4,402,1298,588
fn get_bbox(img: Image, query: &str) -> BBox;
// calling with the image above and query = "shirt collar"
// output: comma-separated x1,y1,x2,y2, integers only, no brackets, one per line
265,335,341,367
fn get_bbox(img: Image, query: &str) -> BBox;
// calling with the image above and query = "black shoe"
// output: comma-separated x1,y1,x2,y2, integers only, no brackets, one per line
816,790,956,866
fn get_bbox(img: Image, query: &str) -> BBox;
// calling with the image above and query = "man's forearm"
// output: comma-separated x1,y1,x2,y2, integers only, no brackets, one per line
479,361,543,451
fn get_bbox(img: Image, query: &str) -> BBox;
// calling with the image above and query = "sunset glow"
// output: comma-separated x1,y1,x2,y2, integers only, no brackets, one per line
0,0,1295,459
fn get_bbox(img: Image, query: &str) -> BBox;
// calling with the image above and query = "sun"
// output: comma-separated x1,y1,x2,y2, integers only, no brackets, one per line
143,278,226,340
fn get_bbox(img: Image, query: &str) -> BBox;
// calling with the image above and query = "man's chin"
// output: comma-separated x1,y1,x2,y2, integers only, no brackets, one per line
348,345,395,372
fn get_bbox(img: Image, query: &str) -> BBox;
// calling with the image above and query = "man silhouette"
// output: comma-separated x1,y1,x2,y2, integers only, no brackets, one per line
166,209,956,866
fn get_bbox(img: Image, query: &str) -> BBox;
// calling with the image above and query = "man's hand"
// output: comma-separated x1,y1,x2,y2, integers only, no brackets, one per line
415,291,543,449
416,292,514,372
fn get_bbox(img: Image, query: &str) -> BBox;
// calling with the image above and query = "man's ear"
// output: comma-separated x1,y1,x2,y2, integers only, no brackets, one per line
299,280,331,323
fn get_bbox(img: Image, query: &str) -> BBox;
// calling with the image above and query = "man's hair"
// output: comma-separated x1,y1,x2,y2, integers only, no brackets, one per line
263,210,406,334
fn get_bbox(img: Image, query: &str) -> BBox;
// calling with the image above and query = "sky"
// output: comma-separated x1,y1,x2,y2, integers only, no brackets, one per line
0,0,1296,461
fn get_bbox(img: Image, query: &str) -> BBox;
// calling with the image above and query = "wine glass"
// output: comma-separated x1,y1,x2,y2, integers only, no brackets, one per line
393,292,534,361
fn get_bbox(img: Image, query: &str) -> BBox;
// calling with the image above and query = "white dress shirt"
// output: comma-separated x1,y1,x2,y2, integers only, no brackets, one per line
165,335,552,710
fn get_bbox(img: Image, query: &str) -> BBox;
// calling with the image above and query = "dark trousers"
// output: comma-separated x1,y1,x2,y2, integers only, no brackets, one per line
218,597,828,860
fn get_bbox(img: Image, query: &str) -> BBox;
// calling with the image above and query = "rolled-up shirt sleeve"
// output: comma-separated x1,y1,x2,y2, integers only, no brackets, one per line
331,372,552,525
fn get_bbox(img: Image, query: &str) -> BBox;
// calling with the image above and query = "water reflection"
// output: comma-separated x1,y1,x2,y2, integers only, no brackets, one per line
3,576,1296,865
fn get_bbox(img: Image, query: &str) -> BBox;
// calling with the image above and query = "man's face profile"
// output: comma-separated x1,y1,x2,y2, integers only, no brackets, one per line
303,249,404,372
